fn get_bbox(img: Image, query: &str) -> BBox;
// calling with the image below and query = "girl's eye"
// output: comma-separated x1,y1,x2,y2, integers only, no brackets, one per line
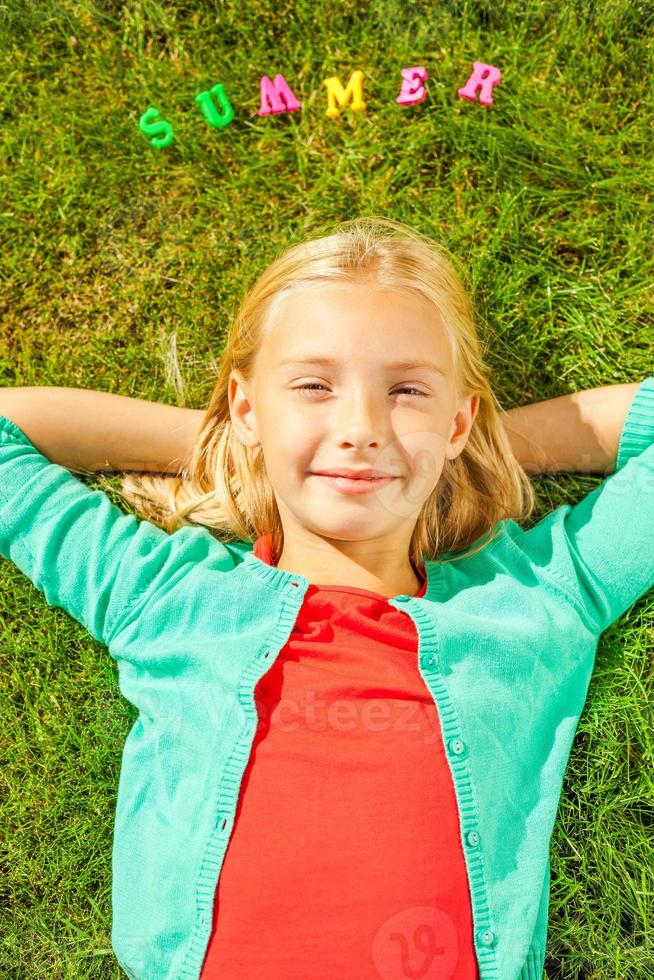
395,386,428,397
295,384,428,397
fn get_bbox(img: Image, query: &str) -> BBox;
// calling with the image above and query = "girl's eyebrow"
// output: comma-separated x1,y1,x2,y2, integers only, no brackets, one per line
278,356,446,377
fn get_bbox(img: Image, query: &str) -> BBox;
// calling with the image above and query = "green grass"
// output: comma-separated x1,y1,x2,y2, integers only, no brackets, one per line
0,0,653,976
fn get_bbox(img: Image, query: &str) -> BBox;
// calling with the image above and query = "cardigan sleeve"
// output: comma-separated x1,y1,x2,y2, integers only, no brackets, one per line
505,376,654,635
0,413,179,649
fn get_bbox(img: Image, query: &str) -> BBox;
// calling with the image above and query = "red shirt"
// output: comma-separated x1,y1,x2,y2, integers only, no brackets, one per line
200,535,479,979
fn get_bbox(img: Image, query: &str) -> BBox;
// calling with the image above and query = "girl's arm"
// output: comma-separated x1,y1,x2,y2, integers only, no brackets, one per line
0,386,203,475
500,382,642,475
0,381,641,477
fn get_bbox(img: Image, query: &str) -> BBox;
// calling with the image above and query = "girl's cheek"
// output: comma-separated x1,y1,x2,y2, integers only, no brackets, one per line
282,409,322,439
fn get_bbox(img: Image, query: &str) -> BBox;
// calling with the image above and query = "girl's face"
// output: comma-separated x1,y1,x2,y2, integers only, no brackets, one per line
229,282,479,585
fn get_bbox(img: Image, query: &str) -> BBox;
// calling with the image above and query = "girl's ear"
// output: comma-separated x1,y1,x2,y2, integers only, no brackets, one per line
228,370,261,448
445,394,480,461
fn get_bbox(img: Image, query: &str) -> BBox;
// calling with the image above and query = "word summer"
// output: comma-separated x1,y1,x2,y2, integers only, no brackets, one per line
139,61,502,148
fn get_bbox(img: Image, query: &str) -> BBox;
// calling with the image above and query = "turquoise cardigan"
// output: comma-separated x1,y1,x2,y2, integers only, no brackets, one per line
0,377,653,980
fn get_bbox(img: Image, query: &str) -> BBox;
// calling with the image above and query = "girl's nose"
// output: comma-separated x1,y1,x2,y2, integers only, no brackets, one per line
335,391,386,446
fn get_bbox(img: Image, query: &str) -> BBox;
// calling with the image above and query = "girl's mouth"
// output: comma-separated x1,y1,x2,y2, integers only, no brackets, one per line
310,474,397,495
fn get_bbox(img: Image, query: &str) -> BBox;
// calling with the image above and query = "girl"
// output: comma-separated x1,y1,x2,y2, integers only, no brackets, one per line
1,216,652,980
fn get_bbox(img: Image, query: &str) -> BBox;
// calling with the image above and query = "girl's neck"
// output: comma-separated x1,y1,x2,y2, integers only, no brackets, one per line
274,548,425,599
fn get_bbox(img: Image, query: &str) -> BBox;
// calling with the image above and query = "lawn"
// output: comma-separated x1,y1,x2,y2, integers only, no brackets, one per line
0,0,652,977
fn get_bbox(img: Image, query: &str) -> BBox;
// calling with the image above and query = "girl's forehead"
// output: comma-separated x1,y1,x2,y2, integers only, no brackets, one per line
253,283,458,384
264,285,448,343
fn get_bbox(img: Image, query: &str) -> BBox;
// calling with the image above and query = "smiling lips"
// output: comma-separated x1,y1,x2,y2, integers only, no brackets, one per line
310,472,399,495
312,468,399,479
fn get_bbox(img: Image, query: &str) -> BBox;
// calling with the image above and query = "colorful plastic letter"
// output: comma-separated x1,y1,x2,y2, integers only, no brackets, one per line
259,74,302,116
323,69,366,119
195,83,235,129
457,62,502,106
139,106,174,148
396,66,429,106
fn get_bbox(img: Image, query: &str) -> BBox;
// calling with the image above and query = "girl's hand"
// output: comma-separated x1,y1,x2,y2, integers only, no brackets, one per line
500,382,641,475
0,386,203,474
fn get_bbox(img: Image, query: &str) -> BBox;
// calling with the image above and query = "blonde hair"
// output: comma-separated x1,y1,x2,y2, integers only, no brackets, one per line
96,215,535,566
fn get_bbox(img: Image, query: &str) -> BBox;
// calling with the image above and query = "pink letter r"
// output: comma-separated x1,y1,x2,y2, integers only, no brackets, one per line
457,62,502,106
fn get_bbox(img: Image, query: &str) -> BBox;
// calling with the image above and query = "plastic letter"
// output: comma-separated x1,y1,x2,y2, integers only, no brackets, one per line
323,69,366,119
194,83,235,129
396,66,429,106
139,106,174,148
457,61,502,106
259,74,302,116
